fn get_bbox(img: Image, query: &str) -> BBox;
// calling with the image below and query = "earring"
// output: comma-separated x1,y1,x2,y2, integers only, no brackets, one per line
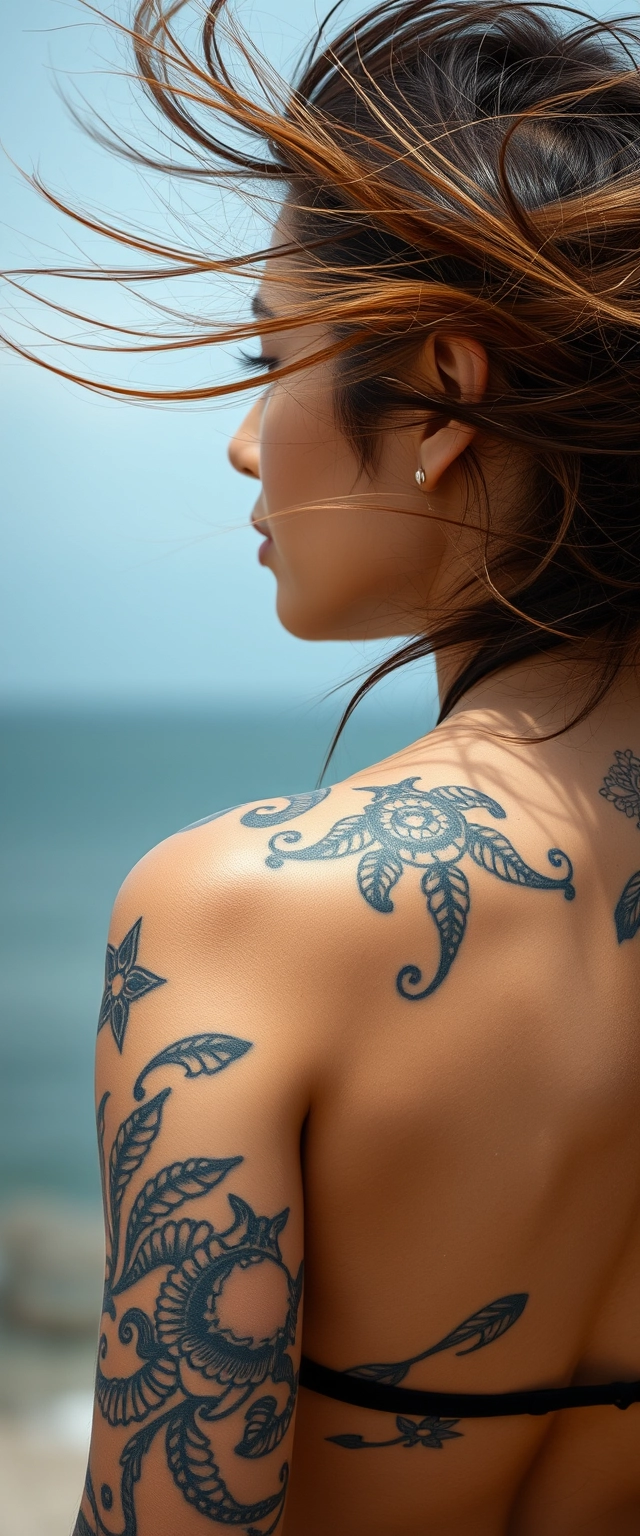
415,468,426,486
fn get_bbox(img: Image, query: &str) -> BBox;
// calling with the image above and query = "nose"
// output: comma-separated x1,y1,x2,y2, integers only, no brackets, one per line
228,397,262,480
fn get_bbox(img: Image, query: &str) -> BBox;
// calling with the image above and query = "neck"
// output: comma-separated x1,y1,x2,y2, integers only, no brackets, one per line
436,647,639,743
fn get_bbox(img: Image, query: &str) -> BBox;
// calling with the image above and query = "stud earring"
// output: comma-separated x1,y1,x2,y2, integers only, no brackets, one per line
415,467,426,486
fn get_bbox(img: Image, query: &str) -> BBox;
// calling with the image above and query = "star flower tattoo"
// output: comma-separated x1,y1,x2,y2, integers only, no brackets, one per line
98,917,166,1052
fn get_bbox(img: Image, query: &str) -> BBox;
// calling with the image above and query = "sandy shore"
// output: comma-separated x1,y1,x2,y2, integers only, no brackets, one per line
0,1414,88,1536
0,1317,96,1536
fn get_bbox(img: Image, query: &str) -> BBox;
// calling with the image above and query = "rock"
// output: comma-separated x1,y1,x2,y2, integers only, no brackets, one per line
0,1198,104,1335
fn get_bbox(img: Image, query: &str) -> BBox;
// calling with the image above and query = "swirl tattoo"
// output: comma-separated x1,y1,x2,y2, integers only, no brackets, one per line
258,778,575,1000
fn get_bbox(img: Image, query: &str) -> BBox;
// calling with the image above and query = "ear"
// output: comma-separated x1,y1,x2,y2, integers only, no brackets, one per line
417,335,488,492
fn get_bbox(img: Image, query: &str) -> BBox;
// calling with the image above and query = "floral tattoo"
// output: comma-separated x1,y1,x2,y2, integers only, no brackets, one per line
80,1029,302,1536
600,748,640,942
98,918,167,1053
325,1293,528,1452
249,780,575,1000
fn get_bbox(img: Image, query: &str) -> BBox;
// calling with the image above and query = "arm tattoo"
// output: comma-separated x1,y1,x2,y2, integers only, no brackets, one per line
328,1293,528,1452
600,748,640,942
252,779,574,1000
98,919,166,1052
83,1030,302,1536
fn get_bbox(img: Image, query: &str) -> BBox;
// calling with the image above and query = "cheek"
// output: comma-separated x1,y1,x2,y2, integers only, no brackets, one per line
258,385,367,630
257,382,443,640
259,381,353,517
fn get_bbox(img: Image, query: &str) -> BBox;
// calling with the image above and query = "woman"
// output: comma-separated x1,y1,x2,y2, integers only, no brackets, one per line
47,0,640,1531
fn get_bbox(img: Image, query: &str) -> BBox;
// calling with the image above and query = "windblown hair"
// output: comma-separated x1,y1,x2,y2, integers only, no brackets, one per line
12,0,640,728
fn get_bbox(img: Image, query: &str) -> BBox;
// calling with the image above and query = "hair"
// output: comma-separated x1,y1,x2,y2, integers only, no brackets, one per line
10,0,640,739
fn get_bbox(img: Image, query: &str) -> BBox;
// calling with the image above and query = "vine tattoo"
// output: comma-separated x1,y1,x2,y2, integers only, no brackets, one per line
328,1293,528,1452
81,1030,303,1536
98,919,167,1052
255,779,575,1000
600,748,640,942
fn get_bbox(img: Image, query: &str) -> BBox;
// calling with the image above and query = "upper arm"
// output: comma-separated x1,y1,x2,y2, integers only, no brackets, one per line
76,824,309,1536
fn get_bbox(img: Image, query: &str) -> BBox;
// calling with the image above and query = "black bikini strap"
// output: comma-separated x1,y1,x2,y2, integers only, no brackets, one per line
300,1356,640,1418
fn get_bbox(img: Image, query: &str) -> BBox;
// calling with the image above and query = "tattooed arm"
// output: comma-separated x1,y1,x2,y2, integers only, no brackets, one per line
75,820,312,1536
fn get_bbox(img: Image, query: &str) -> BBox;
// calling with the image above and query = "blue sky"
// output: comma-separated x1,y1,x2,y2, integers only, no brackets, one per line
1,0,424,708
1,0,619,708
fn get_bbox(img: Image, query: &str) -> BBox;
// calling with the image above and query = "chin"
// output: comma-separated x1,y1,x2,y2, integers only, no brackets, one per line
276,606,337,641
274,583,419,642
275,597,402,643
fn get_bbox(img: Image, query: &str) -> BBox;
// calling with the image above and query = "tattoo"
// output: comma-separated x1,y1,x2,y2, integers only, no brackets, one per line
240,790,331,829
98,919,167,1052
600,749,640,942
328,1293,527,1453
182,791,331,834
85,1029,301,1536
133,1033,252,1102
600,749,640,826
331,1415,463,1451
259,779,574,999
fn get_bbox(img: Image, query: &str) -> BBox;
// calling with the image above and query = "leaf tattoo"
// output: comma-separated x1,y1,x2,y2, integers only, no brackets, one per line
403,864,470,1000
115,1218,214,1292
255,778,574,1000
357,850,403,913
116,1156,242,1289
348,1294,529,1388
133,1033,252,1100
109,1090,171,1215
166,1407,288,1529
236,1383,299,1460
614,868,640,943
103,1088,171,1317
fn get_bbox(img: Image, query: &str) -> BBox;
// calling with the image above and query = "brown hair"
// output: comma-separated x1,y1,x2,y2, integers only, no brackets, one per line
10,0,640,732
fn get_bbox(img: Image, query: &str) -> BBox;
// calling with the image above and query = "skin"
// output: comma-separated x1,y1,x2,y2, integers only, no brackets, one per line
76,237,640,1536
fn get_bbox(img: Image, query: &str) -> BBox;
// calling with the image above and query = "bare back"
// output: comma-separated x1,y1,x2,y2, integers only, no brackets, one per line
78,701,640,1536
283,719,640,1534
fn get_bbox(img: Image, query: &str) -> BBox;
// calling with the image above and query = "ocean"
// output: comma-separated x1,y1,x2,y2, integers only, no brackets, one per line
0,701,433,1207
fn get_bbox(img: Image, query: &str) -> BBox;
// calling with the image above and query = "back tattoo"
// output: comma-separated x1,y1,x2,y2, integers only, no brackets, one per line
242,780,575,1000
600,747,640,942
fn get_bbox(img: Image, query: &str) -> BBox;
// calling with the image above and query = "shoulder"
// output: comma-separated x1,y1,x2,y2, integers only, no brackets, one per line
112,787,341,933
107,786,364,1048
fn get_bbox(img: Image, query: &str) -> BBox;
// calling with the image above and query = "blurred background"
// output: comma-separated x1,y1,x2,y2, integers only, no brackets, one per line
0,2,436,1531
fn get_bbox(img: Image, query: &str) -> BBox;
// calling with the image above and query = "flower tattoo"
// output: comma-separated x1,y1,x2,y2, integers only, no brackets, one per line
600,748,640,943
260,779,575,1000
329,1413,464,1451
600,748,640,827
98,917,167,1052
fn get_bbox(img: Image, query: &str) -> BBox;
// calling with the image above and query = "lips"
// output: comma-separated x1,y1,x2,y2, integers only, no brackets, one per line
252,511,273,564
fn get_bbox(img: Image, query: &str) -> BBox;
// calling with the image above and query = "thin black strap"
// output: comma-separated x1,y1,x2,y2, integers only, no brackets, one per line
300,1356,640,1418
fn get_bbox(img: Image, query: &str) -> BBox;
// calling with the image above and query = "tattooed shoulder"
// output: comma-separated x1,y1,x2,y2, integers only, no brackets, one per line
239,774,575,1002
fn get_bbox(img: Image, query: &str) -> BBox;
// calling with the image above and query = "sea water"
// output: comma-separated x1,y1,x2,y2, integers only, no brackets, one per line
0,701,434,1206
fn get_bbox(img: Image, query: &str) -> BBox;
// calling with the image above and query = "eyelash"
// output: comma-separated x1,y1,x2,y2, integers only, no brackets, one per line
237,348,280,375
